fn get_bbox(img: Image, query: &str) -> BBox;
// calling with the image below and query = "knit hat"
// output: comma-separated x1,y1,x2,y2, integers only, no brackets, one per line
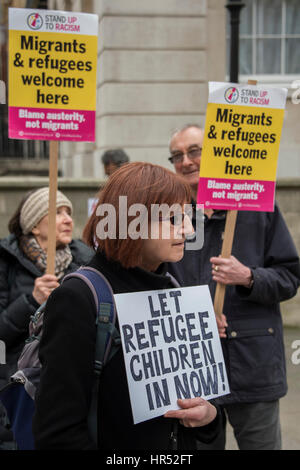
20,187,73,235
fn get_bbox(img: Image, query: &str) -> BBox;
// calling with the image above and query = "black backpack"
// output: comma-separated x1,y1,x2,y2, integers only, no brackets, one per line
0,266,121,450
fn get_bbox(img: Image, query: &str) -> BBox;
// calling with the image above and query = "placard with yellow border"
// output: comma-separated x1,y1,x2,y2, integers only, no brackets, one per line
197,82,287,212
8,8,98,141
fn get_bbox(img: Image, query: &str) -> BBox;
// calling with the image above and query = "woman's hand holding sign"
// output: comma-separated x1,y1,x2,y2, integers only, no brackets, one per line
164,397,217,428
32,274,59,305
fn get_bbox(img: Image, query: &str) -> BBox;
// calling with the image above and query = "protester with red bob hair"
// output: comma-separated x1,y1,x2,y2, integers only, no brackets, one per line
33,162,222,450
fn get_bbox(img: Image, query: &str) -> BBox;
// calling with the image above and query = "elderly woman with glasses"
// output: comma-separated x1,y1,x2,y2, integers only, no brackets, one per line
33,163,222,450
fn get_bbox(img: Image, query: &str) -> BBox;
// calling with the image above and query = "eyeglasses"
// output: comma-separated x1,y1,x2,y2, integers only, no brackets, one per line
168,146,202,165
160,208,193,226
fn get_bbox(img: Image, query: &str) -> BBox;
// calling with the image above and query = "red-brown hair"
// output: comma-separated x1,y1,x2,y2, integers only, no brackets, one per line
82,162,191,268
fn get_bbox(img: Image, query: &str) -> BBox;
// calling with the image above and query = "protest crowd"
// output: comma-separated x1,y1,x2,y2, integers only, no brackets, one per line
0,131,299,451
1,2,300,455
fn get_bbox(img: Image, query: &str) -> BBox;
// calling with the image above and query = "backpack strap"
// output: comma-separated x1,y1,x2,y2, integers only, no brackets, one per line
166,272,181,288
62,266,121,447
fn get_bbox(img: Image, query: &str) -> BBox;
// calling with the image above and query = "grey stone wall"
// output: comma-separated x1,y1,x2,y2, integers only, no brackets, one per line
51,0,300,182
4,1,300,180
277,100,300,178
58,0,226,179
273,181,300,327
0,177,299,326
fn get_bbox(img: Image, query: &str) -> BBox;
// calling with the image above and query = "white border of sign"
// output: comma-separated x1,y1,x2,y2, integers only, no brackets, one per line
115,285,230,425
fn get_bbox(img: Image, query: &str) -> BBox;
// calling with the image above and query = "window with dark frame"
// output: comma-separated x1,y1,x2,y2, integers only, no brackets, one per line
227,0,300,77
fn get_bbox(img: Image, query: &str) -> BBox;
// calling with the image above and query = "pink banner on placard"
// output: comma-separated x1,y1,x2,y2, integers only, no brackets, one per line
197,177,276,212
9,106,95,142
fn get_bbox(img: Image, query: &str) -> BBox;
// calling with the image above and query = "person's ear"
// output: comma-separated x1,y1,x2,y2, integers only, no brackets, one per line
31,226,39,236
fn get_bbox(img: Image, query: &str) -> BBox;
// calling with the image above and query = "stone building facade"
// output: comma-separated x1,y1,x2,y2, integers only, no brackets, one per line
51,0,225,179
46,0,300,181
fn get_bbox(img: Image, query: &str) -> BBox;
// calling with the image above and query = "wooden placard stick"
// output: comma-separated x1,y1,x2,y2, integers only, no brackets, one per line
213,79,257,318
213,209,238,318
46,140,59,275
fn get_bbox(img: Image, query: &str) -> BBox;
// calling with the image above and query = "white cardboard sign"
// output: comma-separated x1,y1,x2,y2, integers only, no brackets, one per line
114,285,230,424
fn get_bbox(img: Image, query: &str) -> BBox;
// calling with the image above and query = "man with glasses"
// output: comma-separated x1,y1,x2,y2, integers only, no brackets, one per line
168,125,203,203
167,124,300,450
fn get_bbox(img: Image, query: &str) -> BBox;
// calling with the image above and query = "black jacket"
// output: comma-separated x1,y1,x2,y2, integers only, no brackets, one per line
168,204,300,404
0,234,94,383
33,251,222,450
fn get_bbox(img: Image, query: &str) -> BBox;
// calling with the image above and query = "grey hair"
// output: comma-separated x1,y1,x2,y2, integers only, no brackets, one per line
101,148,130,167
168,123,204,150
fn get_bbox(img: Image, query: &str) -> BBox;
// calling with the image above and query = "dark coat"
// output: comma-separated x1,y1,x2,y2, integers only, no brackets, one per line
0,234,94,382
168,203,300,404
33,251,222,450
